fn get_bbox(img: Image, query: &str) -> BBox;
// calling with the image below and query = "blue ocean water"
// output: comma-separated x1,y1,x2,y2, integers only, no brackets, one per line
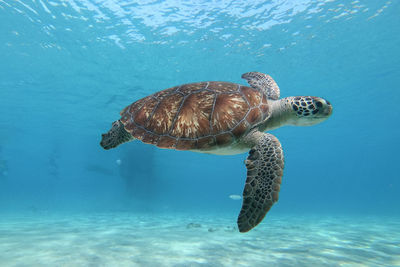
0,0,399,266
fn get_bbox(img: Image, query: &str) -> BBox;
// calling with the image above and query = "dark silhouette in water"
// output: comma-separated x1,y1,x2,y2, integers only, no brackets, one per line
105,94,118,106
48,148,59,178
0,146,8,179
0,160,8,179
105,86,145,108
119,142,157,201
84,164,115,176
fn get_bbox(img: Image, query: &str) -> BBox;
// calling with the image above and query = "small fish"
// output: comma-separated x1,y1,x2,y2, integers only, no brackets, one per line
116,159,122,165
229,194,242,200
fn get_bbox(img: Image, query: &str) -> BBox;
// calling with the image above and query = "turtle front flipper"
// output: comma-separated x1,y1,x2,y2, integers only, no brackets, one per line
100,120,134,150
241,71,280,100
238,132,284,232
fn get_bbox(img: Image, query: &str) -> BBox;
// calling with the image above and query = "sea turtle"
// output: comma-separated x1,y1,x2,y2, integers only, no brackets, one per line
100,72,332,232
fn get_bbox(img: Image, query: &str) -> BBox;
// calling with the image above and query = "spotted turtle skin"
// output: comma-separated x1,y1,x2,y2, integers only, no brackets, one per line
119,82,270,151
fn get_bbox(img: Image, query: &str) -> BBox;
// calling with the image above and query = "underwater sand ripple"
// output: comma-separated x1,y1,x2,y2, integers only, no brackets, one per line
0,213,399,267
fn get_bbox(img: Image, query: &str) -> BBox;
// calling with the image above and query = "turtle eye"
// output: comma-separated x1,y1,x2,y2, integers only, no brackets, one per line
315,101,323,108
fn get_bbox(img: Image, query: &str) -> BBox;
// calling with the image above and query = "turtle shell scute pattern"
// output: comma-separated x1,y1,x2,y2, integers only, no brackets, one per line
120,82,270,150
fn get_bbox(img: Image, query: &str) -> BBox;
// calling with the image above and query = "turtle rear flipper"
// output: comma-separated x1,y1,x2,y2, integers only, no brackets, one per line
238,132,284,232
100,120,134,150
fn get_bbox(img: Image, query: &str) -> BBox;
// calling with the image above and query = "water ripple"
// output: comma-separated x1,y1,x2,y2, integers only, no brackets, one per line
0,0,394,49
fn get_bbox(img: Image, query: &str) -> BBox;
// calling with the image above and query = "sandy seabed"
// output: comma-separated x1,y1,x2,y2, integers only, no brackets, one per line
0,212,399,267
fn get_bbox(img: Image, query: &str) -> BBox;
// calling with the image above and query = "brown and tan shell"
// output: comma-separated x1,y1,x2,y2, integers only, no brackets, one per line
119,82,270,151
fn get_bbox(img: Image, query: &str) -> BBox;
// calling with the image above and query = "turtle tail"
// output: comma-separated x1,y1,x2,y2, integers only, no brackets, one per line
100,120,134,150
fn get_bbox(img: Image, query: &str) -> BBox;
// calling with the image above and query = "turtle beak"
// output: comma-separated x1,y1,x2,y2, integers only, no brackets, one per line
314,97,332,118
100,133,113,150
323,100,333,117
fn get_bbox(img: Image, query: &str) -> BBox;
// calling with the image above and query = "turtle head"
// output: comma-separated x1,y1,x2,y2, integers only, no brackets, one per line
100,120,134,150
289,96,332,126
